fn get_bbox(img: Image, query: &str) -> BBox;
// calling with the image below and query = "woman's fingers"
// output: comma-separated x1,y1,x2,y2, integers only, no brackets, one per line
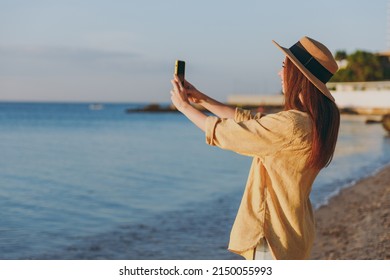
171,78,187,97
173,75,180,86
171,79,180,93
171,79,187,100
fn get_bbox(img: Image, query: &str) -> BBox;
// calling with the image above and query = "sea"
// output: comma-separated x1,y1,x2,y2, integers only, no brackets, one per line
0,102,389,260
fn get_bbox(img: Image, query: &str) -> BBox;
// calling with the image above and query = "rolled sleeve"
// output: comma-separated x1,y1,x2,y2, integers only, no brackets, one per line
205,116,219,146
205,111,294,157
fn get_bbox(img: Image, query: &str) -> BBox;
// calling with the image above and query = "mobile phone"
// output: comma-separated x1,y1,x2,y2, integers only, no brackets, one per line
174,60,185,86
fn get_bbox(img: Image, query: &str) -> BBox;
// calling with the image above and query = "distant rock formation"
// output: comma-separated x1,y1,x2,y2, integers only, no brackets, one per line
126,103,178,113
382,114,390,133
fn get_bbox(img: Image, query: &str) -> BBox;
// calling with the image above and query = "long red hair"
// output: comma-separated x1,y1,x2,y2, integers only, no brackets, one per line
283,58,340,170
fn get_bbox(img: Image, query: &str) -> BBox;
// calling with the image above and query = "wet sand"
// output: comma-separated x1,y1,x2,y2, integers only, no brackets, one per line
311,165,390,260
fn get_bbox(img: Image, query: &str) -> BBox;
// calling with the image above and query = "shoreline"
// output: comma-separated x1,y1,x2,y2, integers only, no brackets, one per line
313,162,390,211
311,164,390,259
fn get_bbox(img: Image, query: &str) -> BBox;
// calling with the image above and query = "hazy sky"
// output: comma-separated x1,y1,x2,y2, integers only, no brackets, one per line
0,0,388,103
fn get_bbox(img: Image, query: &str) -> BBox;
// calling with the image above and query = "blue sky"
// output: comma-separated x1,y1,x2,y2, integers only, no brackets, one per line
0,0,388,102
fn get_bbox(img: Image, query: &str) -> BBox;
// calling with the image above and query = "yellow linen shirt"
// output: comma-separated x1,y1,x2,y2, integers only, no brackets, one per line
205,108,319,260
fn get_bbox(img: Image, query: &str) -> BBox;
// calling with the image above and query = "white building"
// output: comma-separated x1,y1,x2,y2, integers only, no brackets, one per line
328,81,390,115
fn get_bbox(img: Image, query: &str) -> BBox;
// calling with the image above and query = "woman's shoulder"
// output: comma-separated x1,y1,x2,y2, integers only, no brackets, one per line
265,110,311,133
284,110,312,135
264,110,308,123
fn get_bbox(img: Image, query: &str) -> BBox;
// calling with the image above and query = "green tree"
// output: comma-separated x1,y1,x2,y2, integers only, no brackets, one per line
334,50,347,61
331,50,384,82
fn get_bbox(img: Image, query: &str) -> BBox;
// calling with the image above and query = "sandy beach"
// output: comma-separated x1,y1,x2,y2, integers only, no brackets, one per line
311,164,390,260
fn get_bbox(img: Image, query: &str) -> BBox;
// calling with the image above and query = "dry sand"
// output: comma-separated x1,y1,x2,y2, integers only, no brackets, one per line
311,164,390,260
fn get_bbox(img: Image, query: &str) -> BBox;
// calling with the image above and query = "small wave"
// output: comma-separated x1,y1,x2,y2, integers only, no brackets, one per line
314,161,390,209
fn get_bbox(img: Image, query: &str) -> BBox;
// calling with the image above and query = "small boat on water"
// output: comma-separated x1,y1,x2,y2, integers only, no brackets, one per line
89,104,104,110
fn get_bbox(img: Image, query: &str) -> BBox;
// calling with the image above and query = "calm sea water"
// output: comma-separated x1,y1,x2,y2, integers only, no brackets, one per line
0,102,389,260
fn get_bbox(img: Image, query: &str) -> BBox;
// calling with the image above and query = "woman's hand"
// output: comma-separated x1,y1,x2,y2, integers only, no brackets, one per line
171,75,235,119
183,80,205,104
170,75,207,131
170,75,190,112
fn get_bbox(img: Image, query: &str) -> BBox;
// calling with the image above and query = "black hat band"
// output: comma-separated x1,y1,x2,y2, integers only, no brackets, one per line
289,42,333,83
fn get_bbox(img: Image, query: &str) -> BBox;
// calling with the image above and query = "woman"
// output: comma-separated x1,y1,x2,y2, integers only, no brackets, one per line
170,36,340,260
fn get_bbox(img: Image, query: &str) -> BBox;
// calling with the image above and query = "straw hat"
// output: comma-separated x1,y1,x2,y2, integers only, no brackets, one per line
272,36,338,102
